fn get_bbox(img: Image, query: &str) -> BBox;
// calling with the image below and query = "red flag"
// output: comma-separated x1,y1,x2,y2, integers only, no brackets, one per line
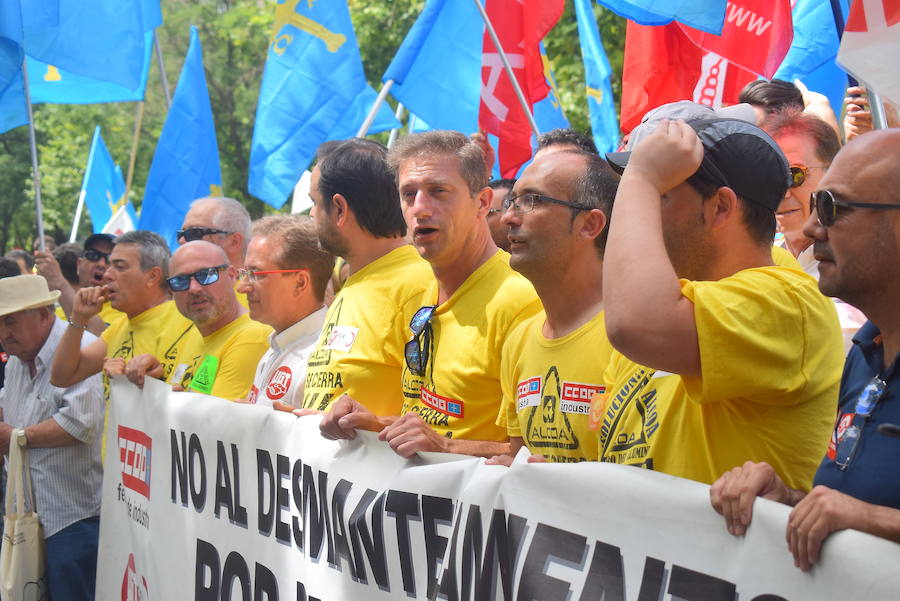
620,22,703,133
839,0,900,105
478,0,564,177
679,0,794,78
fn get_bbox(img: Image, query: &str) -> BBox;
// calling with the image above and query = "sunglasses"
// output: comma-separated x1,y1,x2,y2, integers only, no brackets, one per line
237,268,308,283
502,193,588,214
811,189,900,227
167,264,228,292
82,248,110,262
835,376,887,470
788,165,826,189
176,227,232,242
404,305,436,376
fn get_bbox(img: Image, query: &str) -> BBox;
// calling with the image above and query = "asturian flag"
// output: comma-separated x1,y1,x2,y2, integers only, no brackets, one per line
837,0,900,104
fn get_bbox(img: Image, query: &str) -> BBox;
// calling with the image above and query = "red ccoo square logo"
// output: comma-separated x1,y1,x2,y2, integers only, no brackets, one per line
118,426,152,499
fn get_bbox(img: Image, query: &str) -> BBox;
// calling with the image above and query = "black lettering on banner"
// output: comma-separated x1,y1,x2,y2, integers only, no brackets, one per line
221,551,251,601
436,503,464,601
215,442,248,527
330,478,354,572
517,523,587,601
348,489,388,589
667,565,736,601
479,509,528,601
172,430,189,506
460,504,484,601
195,538,220,601
578,541,625,601
189,433,207,512
291,459,304,551
276,454,292,545
257,450,275,536
636,556,667,601
385,489,421,596
422,495,454,600
296,582,322,601
303,464,334,562
254,562,278,601
750,596,789,601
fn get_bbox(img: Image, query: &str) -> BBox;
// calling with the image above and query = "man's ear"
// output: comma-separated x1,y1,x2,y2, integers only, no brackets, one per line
331,194,349,227
707,186,739,230
475,186,492,218
580,208,608,243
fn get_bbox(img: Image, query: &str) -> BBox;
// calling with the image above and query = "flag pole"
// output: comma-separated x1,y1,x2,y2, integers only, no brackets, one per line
20,60,46,252
387,102,406,148
153,30,172,109
472,0,541,138
357,80,394,137
125,101,145,198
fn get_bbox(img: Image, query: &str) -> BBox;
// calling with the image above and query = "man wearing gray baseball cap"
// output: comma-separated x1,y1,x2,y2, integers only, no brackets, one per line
595,111,845,491
0,274,103,601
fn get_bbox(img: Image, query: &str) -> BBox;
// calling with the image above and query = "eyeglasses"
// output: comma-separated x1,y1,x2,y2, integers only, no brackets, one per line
502,192,588,214
811,189,900,227
789,165,826,189
835,376,887,470
237,268,308,283
404,305,436,376
486,208,504,217
166,264,228,292
176,227,232,242
82,248,110,263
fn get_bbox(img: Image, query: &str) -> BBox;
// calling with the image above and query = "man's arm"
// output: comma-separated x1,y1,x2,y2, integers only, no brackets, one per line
50,286,109,387
0,419,79,452
602,120,702,378
34,251,107,335
709,461,807,536
378,413,510,459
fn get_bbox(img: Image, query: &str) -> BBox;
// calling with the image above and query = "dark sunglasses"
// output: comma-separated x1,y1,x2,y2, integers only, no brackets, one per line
404,305,436,376
82,248,110,262
811,189,900,227
835,376,887,470
788,165,826,189
176,227,232,242
502,192,588,214
166,264,228,292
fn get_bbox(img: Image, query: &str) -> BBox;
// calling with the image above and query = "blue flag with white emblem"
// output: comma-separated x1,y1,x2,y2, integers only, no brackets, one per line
0,0,27,133
595,0,727,35
575,0,619,153
139,27,222,250
249,0,400,209
80,126,138,233
383,0,569,177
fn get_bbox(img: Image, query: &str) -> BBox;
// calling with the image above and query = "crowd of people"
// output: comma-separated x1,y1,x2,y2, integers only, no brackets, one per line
1,79,899,599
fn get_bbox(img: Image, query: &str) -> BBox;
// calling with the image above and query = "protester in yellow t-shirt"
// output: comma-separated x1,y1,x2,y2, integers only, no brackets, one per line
490,150,618,464
599,106,844,487
299,138,433,416
125,241,270,401
318,132,540,458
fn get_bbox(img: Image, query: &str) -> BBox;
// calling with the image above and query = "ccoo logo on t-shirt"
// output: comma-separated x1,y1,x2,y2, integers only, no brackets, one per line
266,366,293,400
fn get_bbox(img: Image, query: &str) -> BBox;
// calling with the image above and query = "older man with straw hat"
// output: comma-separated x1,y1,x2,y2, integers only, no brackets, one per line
0,274,103,601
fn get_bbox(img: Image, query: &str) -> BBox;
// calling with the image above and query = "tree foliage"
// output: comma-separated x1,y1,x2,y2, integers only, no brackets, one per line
0,0,624,254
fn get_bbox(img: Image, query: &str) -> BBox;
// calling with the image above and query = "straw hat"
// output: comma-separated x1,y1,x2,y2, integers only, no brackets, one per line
0,275,61,318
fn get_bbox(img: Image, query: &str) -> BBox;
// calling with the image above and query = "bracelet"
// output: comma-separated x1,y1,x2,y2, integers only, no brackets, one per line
67,318,89,331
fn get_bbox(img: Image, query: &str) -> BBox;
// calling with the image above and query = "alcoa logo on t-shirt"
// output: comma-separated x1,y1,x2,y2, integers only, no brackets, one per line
119,425,152,499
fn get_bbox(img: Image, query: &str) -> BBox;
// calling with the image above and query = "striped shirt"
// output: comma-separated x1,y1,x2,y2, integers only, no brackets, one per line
0,318,103,537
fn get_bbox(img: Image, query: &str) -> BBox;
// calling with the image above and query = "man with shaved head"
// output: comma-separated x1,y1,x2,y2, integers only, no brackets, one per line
127,241,270,400
178,197,251,268
710,129,900,571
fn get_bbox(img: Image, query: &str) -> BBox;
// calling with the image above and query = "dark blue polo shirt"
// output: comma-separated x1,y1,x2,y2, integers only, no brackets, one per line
813,321,900,509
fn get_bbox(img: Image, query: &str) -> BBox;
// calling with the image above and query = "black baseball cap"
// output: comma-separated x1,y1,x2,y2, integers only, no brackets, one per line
606,118,790,212
83,233,115,251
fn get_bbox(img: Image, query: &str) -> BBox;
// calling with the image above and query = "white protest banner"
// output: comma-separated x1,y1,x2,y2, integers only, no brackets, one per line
98,377,900,600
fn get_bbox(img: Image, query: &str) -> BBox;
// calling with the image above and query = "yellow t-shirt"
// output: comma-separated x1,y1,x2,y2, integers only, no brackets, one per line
401,250,541,442
771,244,802,269
498,310,612,462
178,313,271,400
596,266,844,489
302,245,433,415
99,300,194,456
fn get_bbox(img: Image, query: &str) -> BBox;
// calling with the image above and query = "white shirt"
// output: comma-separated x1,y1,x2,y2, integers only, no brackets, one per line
248,306,327,408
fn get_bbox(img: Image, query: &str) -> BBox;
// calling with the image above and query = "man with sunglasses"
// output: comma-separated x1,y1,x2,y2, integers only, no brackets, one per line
239,216,333,408
127,241,269,401
319,132,540,458
600,116,843,488
710,129,900,571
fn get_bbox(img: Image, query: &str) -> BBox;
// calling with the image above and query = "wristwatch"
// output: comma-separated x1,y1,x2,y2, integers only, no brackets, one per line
16,429,27,448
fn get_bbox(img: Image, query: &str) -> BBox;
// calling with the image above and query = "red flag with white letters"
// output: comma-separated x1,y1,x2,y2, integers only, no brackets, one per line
478,0,564,177
838,0,900,104
679,0,794,79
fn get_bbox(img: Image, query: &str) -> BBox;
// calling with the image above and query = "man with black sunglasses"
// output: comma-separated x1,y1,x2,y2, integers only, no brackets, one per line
600,114,843,488
710,129,900,571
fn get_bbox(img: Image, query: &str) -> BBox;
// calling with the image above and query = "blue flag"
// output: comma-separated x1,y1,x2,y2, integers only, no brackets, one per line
383,0,568,177
79,126,138,233
20,1,151,90
0,0,27,133
27,31,154,104
774,0,850,116
575,0,619,154
249,0,400,209
595,0,727,35
139,27,222,250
